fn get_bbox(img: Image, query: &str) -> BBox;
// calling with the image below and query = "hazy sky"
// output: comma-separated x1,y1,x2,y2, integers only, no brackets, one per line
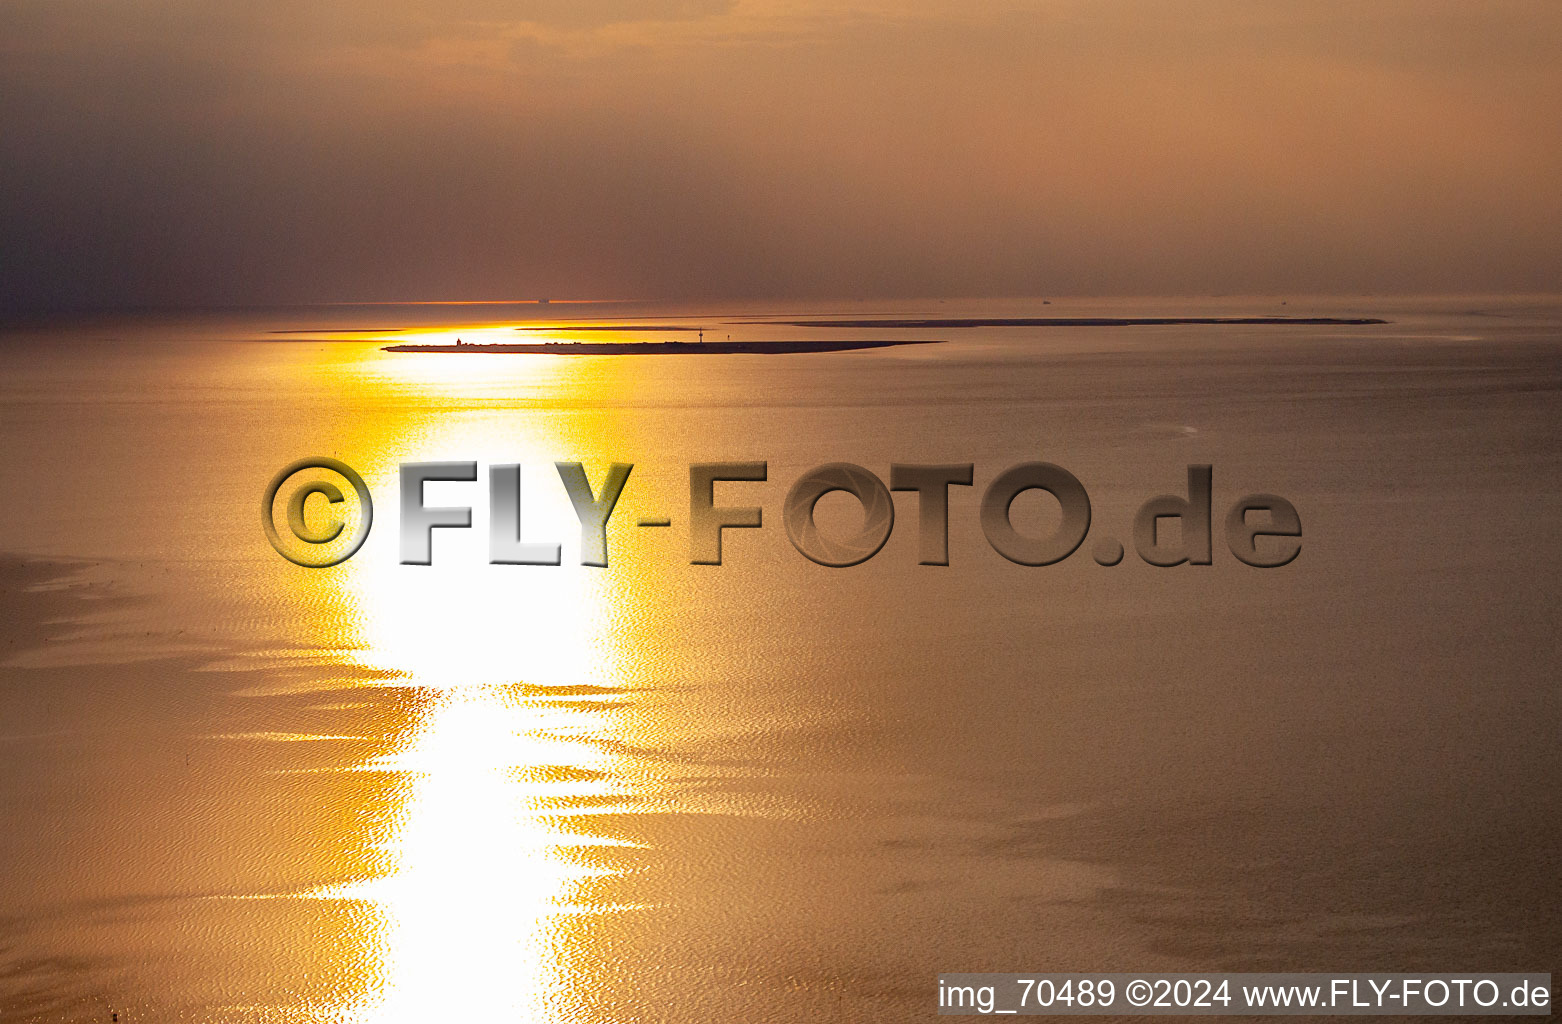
2,0,1559,308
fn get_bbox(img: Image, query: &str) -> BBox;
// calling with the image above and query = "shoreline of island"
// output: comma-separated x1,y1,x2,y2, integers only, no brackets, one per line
751,316,1390,328
381,338,946,354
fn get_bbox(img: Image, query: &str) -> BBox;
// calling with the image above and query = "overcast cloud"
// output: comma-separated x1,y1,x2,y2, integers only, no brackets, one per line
1,0,1559,308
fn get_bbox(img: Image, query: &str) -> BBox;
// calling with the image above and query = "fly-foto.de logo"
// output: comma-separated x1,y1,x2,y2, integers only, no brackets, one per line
262,460,1301,571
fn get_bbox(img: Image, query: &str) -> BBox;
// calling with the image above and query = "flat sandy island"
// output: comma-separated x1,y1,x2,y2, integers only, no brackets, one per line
382,338,944,354
760,316,1389,328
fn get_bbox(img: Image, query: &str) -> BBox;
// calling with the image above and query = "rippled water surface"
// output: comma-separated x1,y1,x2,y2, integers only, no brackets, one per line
0,297,1558,1021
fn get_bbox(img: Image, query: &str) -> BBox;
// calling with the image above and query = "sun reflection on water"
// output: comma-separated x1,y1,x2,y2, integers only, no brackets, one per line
301,349,645,1023
342,685,635,1024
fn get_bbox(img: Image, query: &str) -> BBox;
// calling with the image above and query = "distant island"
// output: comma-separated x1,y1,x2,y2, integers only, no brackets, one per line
382,338,944,355
515,324,698,332
757,316,1389,328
